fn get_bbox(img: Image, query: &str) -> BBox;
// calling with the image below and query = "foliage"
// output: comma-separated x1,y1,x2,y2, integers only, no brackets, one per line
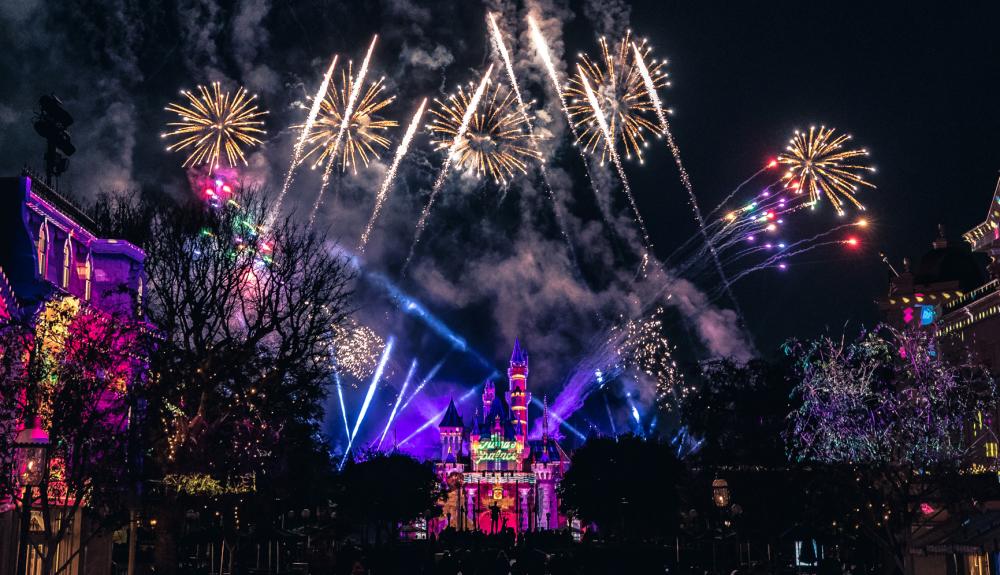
785,325,998,574
787,326,995,466
559,435,683,539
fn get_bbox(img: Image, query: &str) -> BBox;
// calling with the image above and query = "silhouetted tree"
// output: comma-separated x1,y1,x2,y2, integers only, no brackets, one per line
336,452,441,544
91,188,354,572
559,435,683,540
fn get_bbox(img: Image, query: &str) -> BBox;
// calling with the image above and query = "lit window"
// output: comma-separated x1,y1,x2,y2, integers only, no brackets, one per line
36,222,48,277
84,256,92,301
986,442,998,458
62,236,72,289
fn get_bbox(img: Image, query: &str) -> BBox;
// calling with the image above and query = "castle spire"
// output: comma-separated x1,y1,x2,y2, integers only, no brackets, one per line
542,395,550,442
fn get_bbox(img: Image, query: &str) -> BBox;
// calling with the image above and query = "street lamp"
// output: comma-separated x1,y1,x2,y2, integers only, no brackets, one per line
14,418,50,575
712,478,730,509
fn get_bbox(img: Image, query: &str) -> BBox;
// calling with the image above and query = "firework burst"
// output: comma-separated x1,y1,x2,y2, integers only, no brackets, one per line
566,32,668,164
331,319,385,381
162,82,268,169
298,62,398,174
428,79,540,185
778,126,875,214
610,307,688,411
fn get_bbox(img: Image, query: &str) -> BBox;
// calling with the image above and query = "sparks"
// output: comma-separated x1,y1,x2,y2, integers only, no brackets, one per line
331,319,385,380
270,56,338,227
162,82,268,169
310,35,379,226
566,32,665,164
428,80,539,185
404,65,494,272
298,63,397,174
778,126,875,214
358,98,428,253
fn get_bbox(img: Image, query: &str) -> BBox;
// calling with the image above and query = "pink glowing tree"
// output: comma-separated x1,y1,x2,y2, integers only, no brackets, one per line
0,295,151,575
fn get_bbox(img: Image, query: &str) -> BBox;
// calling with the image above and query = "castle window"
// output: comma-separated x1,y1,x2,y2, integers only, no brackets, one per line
36,222,48,278
62,235,73,289
83,255,92,301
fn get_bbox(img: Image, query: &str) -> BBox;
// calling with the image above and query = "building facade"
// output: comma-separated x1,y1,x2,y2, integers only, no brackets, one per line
0,172,145,574
429,339,569,536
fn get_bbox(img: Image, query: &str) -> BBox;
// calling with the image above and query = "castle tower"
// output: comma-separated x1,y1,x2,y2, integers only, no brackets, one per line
438,398,464,462
482,380,495,415
508,338,530,444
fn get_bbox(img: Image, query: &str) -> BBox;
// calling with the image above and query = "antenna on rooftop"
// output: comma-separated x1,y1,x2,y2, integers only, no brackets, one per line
33,94,76,186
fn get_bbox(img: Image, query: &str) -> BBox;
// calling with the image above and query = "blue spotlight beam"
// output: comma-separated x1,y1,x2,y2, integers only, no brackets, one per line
366,272,499,376
399,383,483,447
531,396,586,441
399,352,451,414
378,358,418,449
341,338,394,468
334,369,351,439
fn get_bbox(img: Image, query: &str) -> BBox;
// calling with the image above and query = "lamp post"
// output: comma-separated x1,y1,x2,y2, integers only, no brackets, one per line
712,478,730,509
13,418,50,575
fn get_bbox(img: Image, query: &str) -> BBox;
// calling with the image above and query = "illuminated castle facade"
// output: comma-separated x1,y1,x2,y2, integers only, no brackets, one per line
430,339,569,535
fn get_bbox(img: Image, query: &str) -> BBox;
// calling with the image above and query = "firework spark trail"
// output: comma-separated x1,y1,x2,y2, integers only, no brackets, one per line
358,98,428,253
488,13,581,271
310,36,378,227
527,15,613,223
632,43,741,316
341,337,393,468
268,56,338,229
402,65,494,274
378,358,418,449
578,70,651,248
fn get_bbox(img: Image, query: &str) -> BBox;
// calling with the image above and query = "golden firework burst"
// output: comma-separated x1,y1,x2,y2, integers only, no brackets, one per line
162,82,268,169
331,319,385,380
428,79,541,185
565,32,668,164
299,62,397,174
777,126,875,213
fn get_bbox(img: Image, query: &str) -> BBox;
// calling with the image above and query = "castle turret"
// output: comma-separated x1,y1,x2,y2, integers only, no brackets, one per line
482,380,495,415
438,398,464,461
508,338,530,446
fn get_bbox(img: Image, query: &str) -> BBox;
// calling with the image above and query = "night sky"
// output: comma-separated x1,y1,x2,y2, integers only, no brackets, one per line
2,1,999,449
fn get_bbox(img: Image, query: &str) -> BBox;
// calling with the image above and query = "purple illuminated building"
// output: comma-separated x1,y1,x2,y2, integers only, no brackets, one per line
0,171,144,319
428,339,571,536
0,171,145,574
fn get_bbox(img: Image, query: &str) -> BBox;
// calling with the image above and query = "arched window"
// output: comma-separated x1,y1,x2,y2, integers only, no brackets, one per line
136,274,144,315
84,255,93,301
62,235,73,289
36,222,48,278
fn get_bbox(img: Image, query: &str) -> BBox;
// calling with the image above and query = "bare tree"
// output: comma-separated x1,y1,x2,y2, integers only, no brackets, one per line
94,188,354,572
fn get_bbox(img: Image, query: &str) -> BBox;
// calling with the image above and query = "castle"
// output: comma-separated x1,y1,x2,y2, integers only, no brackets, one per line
430,339,569,536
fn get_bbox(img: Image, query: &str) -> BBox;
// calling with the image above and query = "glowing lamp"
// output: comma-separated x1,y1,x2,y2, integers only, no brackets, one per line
14,419,50,487
712,478,730,508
